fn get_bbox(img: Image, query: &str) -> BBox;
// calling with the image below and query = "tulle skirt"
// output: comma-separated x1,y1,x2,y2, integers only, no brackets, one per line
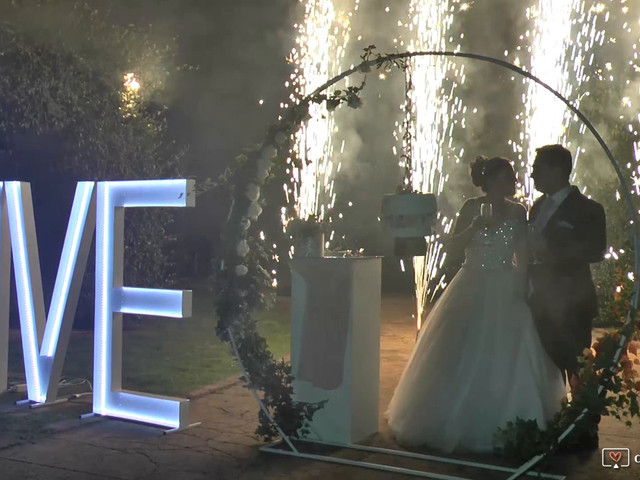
386,265,565,453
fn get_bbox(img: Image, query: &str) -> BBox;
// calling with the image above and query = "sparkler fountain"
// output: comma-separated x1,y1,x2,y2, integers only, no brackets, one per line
517,1,604,202
288,0,356,229
288,1,630,331
405,0,460,329
290,1,463,330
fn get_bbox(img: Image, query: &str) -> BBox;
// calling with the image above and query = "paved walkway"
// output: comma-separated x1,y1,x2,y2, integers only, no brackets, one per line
1,295,639,479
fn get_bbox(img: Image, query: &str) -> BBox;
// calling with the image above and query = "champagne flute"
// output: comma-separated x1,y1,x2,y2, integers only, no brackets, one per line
480,203,493,221
480,203,493,244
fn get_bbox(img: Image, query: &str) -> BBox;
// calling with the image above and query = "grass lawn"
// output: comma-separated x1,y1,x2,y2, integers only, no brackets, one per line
6,290,292,397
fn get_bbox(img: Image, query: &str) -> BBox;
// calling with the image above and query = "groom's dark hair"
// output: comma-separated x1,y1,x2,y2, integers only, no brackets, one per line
535,144,572,181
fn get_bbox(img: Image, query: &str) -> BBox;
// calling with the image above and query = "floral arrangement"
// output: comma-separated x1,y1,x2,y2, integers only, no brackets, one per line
213,56,367,440
495,285,640,461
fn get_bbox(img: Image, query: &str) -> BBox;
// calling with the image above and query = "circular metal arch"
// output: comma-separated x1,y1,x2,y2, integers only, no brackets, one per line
297,50,639,477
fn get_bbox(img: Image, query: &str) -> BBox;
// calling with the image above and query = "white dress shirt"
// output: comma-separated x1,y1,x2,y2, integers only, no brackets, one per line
534,185,572,231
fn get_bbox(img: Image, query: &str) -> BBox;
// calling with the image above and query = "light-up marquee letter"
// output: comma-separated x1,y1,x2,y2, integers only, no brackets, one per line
93,179,195,430
0,181,96,403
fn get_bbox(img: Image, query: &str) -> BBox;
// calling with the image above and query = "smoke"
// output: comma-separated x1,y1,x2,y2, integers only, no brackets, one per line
5,0,636,269
302,0,529,255
309,1,409,254
284,0,640,295
316,0,639,229
572,1,640,194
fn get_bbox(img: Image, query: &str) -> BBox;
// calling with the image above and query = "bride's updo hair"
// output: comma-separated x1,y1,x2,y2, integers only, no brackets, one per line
470,156,514,192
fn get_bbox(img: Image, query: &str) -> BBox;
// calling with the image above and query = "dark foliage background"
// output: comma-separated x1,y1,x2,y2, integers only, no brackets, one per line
0,3,184,327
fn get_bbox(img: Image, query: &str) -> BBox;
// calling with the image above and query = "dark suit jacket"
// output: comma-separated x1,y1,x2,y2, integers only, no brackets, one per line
528,186,606,369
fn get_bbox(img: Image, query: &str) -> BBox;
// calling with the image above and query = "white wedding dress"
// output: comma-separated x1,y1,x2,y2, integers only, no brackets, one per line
386,219,565,453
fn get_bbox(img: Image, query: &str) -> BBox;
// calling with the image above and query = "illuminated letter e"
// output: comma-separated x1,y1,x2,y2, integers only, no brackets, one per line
93,179,195,430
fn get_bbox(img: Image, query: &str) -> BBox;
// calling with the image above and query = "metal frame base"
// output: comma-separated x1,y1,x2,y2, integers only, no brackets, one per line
163,422,202,435
79,411,201,434
259,438,565,480
14,391,92,409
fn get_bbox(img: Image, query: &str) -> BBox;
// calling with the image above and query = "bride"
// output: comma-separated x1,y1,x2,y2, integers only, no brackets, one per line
386,156,565,453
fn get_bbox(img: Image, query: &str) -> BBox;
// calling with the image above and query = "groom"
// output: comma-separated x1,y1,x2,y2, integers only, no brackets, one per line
528,144,606,447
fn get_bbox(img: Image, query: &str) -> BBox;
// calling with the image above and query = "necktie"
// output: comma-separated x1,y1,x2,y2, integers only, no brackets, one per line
534,196,555,231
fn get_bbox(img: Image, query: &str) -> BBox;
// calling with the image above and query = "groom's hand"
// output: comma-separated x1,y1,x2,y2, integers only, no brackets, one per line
531,232,549,261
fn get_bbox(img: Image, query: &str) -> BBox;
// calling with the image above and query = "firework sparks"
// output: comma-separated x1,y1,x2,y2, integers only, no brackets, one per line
406,0,460,330
123,72,141,92
287,0,639,331
517,0,603,201
288,0,355,237
631,7,640,206
120,72,141,118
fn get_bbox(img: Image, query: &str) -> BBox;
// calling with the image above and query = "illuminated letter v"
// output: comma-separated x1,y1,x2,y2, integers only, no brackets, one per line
0,181,95,403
